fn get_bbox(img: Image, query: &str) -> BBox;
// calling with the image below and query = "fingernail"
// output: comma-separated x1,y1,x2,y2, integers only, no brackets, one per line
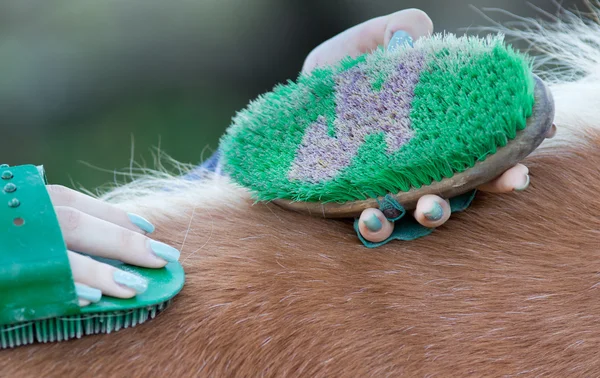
364,214,383,232
75,283,102,303
424,202,443,221
388,30,414,52
149,240,180,262
128,213,155,234
515,175,530,191
113,270,148,294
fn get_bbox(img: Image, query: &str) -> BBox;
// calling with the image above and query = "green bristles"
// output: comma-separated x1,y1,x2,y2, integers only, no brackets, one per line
0,300,172,349
220,34,535,203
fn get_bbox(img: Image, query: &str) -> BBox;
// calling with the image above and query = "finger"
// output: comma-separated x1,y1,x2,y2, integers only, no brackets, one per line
357,208,394,243
70,252,148,299
413,195,451,228
477,164,530,194
47,185,154,234
302,8,433,73
546,123,557,139
78,299,91,307
55,206,180,268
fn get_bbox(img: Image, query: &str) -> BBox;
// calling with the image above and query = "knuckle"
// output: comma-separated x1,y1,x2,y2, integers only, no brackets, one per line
406,8,429,20
118,228,141,252
405,8,432,25
82,258,100,281
70,254,98,284
55,206,83,232
90,262,110,284
86,272,105,291
389,8,433,37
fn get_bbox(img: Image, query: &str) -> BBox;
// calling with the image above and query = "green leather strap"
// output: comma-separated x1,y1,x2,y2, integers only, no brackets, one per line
0,164,79,326
354,190,478,248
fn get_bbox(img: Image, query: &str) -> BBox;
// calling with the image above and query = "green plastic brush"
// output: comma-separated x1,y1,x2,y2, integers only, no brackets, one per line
0,164,185,349
219,34,554,222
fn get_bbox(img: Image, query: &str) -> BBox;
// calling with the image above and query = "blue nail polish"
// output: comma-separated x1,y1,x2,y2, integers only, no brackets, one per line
364,214,383,232
149,240,180,262
75,283,102,303
128,213,155,234
388,30,414,52
424,202,443,221
515,175,530,191
113,270,148,294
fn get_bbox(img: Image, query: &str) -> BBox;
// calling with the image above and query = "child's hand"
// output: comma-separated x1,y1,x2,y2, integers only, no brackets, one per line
47,185,180,306
302,9,556,243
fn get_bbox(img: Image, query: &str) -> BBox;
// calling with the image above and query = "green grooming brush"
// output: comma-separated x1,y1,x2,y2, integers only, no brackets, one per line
219,34,554,244
0,164,185,349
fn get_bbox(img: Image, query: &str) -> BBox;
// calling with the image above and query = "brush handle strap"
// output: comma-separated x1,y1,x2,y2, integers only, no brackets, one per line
0,164,79,326
354,190,477,248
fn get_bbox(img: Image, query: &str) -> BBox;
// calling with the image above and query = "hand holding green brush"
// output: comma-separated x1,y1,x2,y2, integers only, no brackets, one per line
1,165,184,348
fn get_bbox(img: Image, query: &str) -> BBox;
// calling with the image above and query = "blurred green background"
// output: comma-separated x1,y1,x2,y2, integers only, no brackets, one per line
0,0,581,190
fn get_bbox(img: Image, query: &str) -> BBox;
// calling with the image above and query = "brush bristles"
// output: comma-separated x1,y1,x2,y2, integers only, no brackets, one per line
220,34,535,203
0,300,172,349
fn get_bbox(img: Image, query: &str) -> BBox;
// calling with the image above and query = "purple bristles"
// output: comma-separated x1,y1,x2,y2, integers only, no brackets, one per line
288,52,426,183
